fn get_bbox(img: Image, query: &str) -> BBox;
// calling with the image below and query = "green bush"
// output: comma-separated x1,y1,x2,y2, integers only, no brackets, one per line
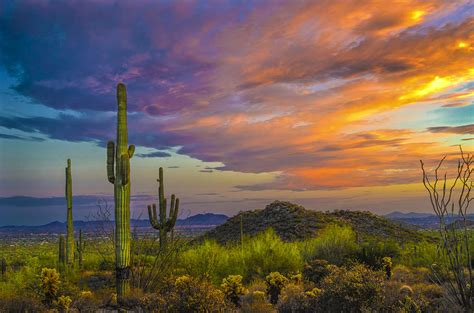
300,224,358,265
318,264,385,312
242,229,302,280
180,229,302,283
180,240,243,284
357,239,400,269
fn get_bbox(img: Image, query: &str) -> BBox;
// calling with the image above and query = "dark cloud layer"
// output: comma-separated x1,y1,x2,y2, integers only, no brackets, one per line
428,124,474,135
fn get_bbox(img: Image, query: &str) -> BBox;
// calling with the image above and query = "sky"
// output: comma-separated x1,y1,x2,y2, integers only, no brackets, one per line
0,0,473,225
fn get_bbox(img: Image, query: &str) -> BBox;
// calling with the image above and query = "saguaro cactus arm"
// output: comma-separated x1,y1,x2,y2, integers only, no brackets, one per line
107,141,115,184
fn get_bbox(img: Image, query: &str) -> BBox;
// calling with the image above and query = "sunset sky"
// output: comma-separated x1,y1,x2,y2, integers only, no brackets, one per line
0,0,473,225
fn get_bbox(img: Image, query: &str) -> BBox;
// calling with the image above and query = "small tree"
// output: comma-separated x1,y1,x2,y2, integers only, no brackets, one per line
420,146,473,310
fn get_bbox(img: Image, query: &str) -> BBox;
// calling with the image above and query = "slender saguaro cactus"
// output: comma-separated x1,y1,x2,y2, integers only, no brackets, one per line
107,83,135,304
0,257,6,279
147,167,179,250
58,235,66,267
65,159,75,265
76,229,85,269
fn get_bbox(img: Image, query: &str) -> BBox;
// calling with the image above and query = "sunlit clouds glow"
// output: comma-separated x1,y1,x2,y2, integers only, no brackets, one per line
0,0,473,222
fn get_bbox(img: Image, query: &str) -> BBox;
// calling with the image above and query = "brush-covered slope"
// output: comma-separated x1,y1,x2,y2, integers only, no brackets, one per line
200,201,429,244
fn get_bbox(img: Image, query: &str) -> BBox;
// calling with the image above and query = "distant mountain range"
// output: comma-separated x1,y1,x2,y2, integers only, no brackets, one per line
2,208,473,236
385,211,474,229
0,213,229,234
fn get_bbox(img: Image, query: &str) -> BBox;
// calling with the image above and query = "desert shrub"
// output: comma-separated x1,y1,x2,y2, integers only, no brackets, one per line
302,259,330,285
55,295,72,312
302,224,358,265
392,265,430,285
411,283,453,313
357,239,400,269
180,240,243,284
398,242,439,268
39,267,60,304
289,273,302,285
265,272,288,305
154,275,229,312
221,274,247,307
181,229,301,283
400,296,421,313
318,264,385,312
0,294,45,312
241,290,275,313
72,290,101,311
277,283,319,313
242,229,302,281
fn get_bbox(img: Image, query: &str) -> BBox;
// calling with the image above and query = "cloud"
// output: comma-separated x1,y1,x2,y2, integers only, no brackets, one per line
427,124,474,134
0,133,44,141
135,151,172,158
0,0,472,191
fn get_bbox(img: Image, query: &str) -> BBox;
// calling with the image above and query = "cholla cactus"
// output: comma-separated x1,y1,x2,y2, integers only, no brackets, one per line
382,256,393,279
305,287,322,298
221,274,247,307
58,235,66,267
40,268,60,304
76,229,85,269
65,159,75,265
147,167,179,250
290,273,302,284
55,295,72,312
265,271,288,304
107,83,135,303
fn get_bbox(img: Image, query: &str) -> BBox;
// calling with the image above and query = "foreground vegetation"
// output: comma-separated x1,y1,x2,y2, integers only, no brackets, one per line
1,224,472,312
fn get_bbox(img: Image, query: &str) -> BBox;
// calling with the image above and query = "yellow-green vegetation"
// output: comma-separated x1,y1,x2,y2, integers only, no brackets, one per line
0,222,472,311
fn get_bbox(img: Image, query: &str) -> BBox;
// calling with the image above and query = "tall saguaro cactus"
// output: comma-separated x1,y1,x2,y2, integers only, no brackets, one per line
65,159,74,265
107,83,135,304
147,167,179,250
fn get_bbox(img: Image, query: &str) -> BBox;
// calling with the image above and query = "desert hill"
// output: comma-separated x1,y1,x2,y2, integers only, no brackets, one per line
200,200,431,244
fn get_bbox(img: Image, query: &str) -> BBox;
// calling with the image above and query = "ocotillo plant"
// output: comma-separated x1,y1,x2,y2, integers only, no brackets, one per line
76,229,85,269
107,83,135,304
65,159,74,265
147,167,179,250
58,235,66,267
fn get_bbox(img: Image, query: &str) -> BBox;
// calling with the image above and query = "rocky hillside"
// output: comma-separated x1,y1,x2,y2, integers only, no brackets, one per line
199,201,431,244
